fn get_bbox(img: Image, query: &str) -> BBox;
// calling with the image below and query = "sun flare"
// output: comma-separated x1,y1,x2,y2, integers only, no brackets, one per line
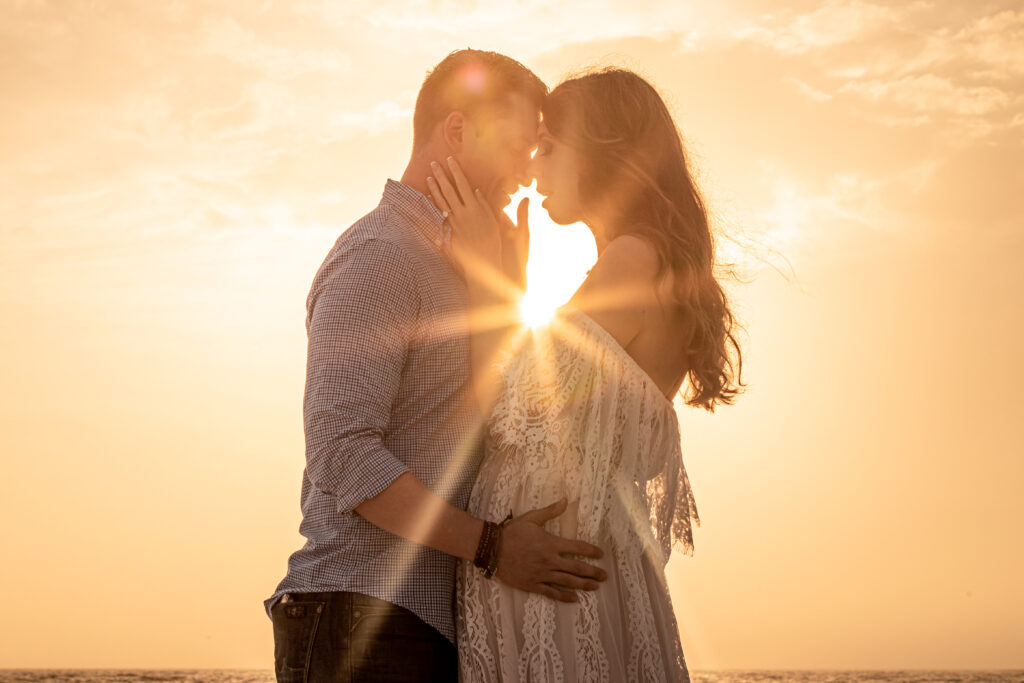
518,290,559,328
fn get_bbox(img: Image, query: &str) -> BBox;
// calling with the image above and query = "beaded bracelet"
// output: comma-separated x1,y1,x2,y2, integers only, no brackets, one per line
473,521,499,573
474,511,514,579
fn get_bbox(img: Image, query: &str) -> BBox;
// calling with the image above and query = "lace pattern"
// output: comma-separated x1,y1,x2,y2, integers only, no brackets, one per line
456,307,698,682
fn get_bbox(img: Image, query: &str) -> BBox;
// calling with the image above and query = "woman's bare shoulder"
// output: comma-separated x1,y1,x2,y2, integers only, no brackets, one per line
569,234,662,349
599,234,659,274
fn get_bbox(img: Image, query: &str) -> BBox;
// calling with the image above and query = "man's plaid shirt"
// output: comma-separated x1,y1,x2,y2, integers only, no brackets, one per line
265,179,484,644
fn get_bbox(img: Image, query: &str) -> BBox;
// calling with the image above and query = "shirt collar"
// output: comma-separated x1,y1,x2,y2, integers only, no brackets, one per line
382,179,450,249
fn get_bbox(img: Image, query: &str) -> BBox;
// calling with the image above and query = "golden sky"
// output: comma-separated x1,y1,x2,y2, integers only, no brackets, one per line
1,0,1022,670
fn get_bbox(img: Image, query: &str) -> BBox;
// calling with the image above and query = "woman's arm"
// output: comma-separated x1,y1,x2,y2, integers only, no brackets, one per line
426,158,528,416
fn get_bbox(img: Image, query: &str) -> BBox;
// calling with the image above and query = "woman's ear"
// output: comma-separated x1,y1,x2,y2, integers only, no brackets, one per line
442,110,465,153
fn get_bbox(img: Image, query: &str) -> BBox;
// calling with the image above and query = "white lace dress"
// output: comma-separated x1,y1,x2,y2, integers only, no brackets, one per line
456,306,699,683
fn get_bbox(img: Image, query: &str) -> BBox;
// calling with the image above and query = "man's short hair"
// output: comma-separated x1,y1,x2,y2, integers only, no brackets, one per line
412,49,548,150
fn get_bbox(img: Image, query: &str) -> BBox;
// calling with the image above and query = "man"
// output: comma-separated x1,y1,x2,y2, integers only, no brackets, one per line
266,49,607,682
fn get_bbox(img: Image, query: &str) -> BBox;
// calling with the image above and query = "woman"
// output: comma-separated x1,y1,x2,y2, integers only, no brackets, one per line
428,68,744,683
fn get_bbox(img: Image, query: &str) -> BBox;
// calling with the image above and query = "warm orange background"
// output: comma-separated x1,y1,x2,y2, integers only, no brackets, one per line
1,0,1022,671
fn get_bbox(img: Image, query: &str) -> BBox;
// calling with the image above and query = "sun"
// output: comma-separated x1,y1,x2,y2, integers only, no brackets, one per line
518,290,559,329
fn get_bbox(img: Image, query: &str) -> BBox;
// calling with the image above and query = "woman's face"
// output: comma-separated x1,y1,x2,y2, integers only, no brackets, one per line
528,121,584,225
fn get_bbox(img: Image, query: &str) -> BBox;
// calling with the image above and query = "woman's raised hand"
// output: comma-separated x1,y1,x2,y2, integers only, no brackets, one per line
427,157,502,281
500,196,529,293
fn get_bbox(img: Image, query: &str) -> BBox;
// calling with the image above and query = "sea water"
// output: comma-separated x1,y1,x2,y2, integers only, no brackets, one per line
0,670,1020,682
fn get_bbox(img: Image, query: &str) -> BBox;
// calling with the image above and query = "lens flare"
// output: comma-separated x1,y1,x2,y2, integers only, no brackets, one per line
518,290,558,328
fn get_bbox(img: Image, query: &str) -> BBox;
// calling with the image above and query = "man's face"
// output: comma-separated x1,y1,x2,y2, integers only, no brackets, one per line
456,93,540,210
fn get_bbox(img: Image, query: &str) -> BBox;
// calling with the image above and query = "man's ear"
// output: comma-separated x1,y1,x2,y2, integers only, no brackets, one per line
442,111,465,152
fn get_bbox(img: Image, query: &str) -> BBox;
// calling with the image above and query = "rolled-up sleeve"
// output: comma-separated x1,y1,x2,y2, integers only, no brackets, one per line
302,237,421,514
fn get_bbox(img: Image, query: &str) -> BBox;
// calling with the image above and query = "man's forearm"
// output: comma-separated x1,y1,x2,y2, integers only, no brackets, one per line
354,471,484,562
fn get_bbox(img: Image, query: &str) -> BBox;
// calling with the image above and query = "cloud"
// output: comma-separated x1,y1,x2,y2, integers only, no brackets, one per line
195,15,351,77
330,100,414,139
955,9,1024,79
718,2,1024,143
744,166,897,257
728,2,1023,88
734,1,902,55
293,0,705,59
839,74,1014,116
783,76,834,102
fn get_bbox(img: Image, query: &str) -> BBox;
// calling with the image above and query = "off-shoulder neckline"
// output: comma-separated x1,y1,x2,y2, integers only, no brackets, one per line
552,304,679,412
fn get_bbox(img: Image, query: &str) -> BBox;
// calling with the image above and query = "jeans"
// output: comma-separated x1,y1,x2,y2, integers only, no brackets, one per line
271,591,457,683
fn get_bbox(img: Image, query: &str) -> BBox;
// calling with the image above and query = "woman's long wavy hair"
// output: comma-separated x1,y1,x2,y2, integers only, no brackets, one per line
543,68,745,412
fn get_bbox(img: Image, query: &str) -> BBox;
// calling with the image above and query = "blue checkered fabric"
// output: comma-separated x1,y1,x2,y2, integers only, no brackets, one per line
265,180,484,644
